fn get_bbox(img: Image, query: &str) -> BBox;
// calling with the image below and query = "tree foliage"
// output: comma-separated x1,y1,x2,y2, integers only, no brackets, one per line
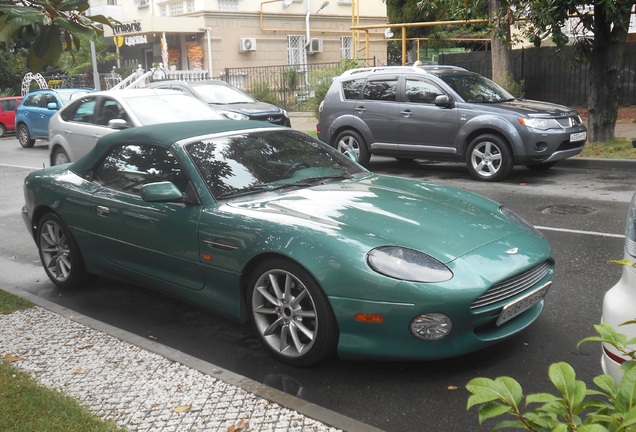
0,41,28,95
0,0,114,72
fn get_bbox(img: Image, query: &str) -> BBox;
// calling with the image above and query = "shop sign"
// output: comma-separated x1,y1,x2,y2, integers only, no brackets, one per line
113,21,142,35
125,35,148,46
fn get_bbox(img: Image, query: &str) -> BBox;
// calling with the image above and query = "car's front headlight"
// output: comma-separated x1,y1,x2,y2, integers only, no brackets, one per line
366,246,453,283
500,206,544,238
626,193,636,259
518,117,562,131
222,110,249,121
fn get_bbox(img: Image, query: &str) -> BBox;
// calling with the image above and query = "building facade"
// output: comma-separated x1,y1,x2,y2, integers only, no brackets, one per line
89,0,388,78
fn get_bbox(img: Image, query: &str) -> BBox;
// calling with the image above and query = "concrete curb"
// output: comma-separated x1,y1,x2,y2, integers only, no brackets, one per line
559,157,636,170
2,284,383,432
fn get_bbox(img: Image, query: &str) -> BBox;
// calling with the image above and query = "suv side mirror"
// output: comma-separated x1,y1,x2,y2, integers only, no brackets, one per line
434,95,453,108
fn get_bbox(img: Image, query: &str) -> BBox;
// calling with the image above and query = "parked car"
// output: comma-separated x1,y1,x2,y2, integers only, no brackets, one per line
317,65,588,181
23,120,555,366
48,88,225,165
16,88,92,148
0,96,22,137
146,79,291,127
601,191,636,382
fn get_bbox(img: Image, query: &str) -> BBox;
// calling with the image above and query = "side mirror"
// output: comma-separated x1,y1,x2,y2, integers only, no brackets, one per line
434,94,453,108
108,119,129,129
47,102,59,110
141,181,183,202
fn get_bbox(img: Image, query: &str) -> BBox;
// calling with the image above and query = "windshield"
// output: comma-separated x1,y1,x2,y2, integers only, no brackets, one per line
126,93,224,124
185,129,367,199
440,74,514,103
194,84,255,104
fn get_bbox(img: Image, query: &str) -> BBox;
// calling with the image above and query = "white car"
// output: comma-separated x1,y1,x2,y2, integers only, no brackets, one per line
601,191,636,381
48,88,224,165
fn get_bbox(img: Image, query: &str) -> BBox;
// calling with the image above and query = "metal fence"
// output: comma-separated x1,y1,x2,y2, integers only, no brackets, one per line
438,43,636,107
221,59,376,111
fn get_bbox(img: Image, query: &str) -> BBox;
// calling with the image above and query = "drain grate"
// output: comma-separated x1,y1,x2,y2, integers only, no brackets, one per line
537,204,597,215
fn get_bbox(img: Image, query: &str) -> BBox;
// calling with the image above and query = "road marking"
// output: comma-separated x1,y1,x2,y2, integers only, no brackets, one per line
536,225,625,239
0,163,41,170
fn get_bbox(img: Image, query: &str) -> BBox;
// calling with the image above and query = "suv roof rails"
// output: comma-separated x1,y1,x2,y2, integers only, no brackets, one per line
340,64,467,78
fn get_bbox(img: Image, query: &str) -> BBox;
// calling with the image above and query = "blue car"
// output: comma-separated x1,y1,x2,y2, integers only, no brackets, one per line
16,88,92,148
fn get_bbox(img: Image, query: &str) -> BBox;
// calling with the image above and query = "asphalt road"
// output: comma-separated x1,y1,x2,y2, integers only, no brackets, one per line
1,135,635,431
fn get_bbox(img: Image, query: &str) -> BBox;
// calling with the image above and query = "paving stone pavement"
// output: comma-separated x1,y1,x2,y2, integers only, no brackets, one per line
0,301,360,432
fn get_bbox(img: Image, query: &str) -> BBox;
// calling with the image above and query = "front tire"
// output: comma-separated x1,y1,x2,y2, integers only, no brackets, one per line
37,213,87,289
333,130,370,166
17,124,35,148
247,258,338,366
466,134,513,181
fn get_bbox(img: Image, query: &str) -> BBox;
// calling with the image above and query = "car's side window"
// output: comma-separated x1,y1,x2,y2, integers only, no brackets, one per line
24,94,40,108
341,79,365,100
66,98,97,123
362,79,398,101
93,144,188,196
405,79,444,104
97,98,127,126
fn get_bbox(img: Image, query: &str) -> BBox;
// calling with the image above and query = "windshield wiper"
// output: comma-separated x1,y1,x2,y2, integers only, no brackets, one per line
217,175,354,200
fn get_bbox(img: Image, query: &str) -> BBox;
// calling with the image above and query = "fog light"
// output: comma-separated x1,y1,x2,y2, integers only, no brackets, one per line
534,142,548,152
410,313,452,341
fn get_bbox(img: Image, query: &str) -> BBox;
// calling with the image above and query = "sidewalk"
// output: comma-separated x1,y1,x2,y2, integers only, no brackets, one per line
0,286,381,432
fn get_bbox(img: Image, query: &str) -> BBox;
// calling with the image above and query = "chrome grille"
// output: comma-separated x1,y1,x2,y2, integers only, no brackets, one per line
470,260,552,310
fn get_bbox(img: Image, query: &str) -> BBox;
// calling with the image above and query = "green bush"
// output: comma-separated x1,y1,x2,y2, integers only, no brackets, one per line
467,318,636,431
307,59,360,117
249,81,280,106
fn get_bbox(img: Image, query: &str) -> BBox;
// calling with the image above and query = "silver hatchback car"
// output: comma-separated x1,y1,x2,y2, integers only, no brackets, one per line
317,65,587,181
48,88,224,165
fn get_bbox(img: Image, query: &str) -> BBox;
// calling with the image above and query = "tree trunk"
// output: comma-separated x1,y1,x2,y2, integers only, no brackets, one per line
490,0,513,84
586,3,630,142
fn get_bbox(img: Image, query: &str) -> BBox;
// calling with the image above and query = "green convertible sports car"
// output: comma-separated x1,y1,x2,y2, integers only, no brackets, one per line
22,120,554,366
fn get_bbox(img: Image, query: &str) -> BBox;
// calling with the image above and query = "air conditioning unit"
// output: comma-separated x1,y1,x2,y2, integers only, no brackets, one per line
308,38,323,54
239,38,257,52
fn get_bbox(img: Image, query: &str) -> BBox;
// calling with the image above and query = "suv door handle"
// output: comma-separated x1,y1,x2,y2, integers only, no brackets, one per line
400,110,413,117
355,106,366,114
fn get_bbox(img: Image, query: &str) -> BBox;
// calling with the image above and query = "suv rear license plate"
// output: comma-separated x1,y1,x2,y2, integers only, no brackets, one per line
496,281,552,326
570,131,587,142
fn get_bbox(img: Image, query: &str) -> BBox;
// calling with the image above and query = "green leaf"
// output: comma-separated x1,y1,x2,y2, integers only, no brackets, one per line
496,376,523,407
58,0,91,12
28,27,63,72
491,419,527,431
0,5,45,26
526,392,560,404
478,401,513,424
578,425,611,432
593,374,618,396
549,362,577,398
467,377,517,409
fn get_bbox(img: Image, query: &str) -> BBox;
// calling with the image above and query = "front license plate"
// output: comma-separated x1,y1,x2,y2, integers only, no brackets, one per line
570,131,587,142
496,281,552,326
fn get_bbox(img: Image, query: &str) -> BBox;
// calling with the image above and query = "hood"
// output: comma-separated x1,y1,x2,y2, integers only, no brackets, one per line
490,99,579,118
221,101,284,116
226,175,527,263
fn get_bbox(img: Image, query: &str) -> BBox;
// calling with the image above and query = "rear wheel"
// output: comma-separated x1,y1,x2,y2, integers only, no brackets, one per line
52,147,70,165
0,124,6,138
37,213,87,289
17,124,35,148
333,130,370,166
247,258,338,366
466,134,513,181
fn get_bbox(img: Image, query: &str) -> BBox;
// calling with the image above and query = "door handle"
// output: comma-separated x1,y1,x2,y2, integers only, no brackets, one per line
400,110,412,117
96,205,110,216
355,106,366,114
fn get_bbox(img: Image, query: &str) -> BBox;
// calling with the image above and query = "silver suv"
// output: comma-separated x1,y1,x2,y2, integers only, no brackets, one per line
317,65,587,181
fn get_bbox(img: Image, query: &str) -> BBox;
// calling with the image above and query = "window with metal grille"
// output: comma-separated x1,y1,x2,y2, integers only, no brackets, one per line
218,0,239,11
341,36,352,59
287,35,307,66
